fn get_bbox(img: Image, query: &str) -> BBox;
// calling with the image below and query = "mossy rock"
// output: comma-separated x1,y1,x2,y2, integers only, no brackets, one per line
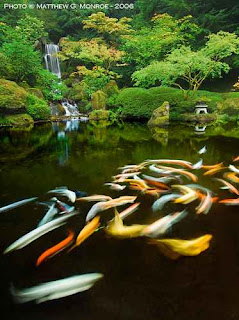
217,98,239,116
0,114,34,128
103,80,119,96
0,79,28,111
69,82,89,101
92,90,107,110
148,101,170,127
27,88,44,99
89,109,110,121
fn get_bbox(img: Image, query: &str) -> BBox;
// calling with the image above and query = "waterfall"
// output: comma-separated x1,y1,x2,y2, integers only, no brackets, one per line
44,44,61,79
62,101,79,117
44,44,81,117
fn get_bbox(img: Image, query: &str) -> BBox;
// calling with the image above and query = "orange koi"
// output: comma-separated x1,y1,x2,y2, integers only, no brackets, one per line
224,172,239,184
202,162,224,170
36,230,75,267
203,167,226,176
68,216,100,252
219,198,239,205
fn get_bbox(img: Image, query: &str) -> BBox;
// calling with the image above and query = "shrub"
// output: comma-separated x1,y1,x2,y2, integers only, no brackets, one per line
116,86,226,119
26,94,51,120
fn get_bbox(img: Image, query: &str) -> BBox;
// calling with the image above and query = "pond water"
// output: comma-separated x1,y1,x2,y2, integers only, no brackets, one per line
1,120,239,320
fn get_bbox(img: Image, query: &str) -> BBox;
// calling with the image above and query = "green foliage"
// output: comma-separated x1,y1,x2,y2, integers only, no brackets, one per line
36,69,67,101
0,79,28,110
0,41,42,84
133,31,239,94
121,13,200,70
26,94,51,120
89,109,110,120
116,86,224,119
82,12,132,38
16,15,47,44
0,113,34,127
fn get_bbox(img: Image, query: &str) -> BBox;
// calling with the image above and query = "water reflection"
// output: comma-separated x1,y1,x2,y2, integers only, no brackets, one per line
195,124,207,134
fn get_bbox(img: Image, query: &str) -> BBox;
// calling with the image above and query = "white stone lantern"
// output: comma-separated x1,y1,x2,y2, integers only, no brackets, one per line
195,102,208,115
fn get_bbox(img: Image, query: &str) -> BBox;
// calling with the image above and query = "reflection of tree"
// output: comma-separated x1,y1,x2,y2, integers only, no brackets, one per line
0,124,53,162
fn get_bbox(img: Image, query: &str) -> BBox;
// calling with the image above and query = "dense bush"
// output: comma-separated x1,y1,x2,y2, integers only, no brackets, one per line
116,86,228,119
26,94,51,120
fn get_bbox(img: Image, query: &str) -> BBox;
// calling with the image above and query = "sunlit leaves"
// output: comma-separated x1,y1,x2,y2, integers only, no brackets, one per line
132,31,239,93
82,12,132,36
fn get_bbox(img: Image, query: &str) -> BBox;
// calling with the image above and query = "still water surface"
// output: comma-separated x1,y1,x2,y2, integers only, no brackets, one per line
0,120,239,320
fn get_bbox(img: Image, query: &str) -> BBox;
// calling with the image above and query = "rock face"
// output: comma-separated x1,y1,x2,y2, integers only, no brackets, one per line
26,88,44,100
103,80,119,96
89,109,110,121
147,101,170,127
0,79,28,111
92,90,107,110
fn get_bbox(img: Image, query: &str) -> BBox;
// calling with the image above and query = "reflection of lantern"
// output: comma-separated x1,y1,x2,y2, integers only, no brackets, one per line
195,103,208,114
194,125,207,135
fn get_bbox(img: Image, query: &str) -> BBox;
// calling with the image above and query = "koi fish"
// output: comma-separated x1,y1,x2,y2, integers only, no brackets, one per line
69,216,100,252
4,211,78,254
141,176,170,190
142,174,181,184
116,179,149,190
113,172,141,180
219,198,239,205
0,197,37,214
76,195,112,202
104,183,126,191
156,165,198,182
203,167,226,176
172,185,198,204
85,196,137,222
142,159,192,169
142,210,187,238
198,146,207,154
37,202,58,227
11,273,103,304
148,234,212,259
223,172,239,184
106,212,147,238
48,188,76,203
36,230,75,266
196,191,212,214
214,178,239,195
119,203,140,220
202,162,223,170
152,194,180,212
192,159,203,169
228,164,239,174
233,156,239,162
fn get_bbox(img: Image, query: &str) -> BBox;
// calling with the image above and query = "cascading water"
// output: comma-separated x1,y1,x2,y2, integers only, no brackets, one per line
44,44,80,117
44,44,61,79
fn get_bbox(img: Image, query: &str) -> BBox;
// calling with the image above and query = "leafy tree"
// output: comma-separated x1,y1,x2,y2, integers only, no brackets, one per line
121,13,200,70
59,38,124,70
82,12,132,40
0,40,42,84
16,15,47,44
132,31,239,96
